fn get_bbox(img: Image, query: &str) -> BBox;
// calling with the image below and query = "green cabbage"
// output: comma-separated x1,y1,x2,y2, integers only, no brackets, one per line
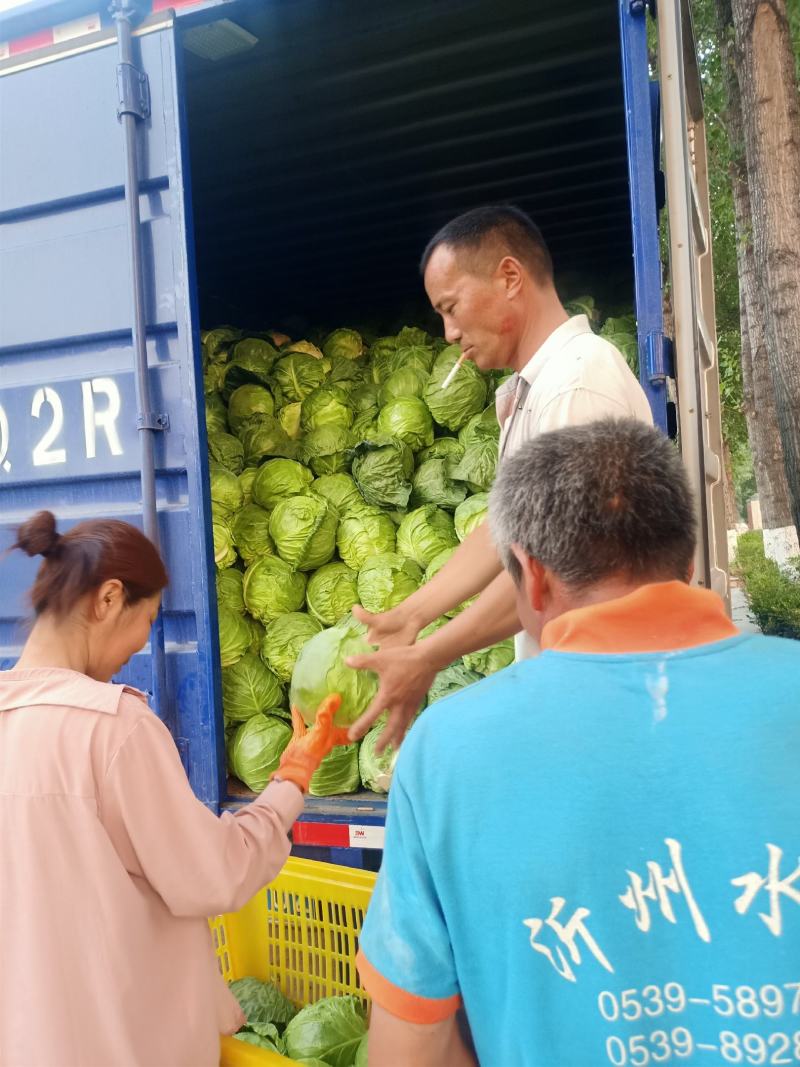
300,385,354,433
417,436,464,468
238,467,259,505
282,339,324,360
309,743,361,796
213,518,237,569
210,466,244,518
216,567,245,615
246,615,266,657
208,432,245,475
322,328,364,361
378,366,428,406
218,604,252,667
278,401,302,439
229,713,292,791
243,556,307,623
229,976,297,1029
600,314,639,374
564,294,600,325
290,617,378,727
463,639,515,676
423,546,456,583
231,504,275,564
411,457,468,510
311,473,364,515
354,1033,369,1067
358,723,397,793
351,436,414,509
350,382,380,413
428,661,482,704
269,494,338,571
357,553,422,614
396,505,458,568
377,397,434,452
222,653,285,721
454,493,489,541
239,417,296,466
227,384,275,434
224,338,279,395
205,393,228,434
299,426,355,476
252,459,314,509
396,326,430,348
336,506,397,570
423,346,488,431
272,353,327,402
260,612,323,684
389,343,435,376
306,562,360,626
452,413,498,493
203,326,241,362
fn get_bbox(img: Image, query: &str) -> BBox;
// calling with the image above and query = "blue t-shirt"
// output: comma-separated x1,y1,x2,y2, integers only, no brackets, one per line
359,629,800,1066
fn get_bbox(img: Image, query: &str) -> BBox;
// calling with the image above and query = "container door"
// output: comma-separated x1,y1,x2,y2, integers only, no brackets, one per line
0,15,224,807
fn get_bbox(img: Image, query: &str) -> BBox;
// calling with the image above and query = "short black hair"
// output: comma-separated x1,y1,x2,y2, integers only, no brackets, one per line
420,205,553,282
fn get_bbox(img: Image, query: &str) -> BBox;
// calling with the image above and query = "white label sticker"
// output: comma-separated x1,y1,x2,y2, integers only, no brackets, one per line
348,824,385,849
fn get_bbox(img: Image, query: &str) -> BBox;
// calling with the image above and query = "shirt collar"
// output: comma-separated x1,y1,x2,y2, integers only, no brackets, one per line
518,314,593,387
0,667,146,715
541,581,739,654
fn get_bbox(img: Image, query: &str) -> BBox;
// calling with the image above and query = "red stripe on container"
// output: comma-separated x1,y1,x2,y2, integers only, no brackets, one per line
292,822,350,847
10,28,54,55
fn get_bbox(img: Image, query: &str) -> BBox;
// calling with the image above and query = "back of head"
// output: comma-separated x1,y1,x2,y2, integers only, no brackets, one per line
420,204,553,283
490,419,696,588
13,511,169,618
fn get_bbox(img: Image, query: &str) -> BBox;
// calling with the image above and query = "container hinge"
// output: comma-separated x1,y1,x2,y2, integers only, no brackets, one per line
117,61,150,121
646,331,675,382
137,411,170,432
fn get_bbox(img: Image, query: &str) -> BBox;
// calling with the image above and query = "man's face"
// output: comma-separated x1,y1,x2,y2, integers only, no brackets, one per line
424,245,518,372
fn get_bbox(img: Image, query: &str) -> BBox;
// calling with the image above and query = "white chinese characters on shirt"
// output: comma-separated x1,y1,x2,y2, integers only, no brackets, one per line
523,841,797,983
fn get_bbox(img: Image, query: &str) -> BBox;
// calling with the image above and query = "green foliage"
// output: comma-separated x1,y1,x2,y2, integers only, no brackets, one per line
735,531,800,639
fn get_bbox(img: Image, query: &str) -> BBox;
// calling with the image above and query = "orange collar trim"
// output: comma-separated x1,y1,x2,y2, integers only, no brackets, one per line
541,581,739,655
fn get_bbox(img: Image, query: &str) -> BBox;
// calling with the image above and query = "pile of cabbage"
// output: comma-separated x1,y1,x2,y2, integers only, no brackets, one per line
230,976,367,1065
203,307,636,796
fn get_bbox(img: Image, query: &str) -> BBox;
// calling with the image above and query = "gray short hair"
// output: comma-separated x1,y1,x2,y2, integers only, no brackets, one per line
489,419,696,588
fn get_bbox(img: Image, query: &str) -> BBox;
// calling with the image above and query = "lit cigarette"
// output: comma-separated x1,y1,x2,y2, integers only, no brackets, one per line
441,353,467,389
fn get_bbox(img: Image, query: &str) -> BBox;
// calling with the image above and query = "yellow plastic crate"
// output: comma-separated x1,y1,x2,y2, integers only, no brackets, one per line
212,858,376,1067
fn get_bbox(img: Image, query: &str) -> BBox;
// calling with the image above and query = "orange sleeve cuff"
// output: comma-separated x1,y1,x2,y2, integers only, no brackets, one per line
356,949,461,1024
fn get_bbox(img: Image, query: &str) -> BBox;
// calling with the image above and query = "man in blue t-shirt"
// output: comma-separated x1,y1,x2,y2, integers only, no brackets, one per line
356,418,800,1067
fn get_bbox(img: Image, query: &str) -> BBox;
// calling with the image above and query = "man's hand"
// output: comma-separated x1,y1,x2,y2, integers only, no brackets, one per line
351,603,421,649
274,694,351,793
346,644,437,751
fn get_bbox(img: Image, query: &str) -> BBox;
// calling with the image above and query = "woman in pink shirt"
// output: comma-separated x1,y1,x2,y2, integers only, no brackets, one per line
0,511,347,1067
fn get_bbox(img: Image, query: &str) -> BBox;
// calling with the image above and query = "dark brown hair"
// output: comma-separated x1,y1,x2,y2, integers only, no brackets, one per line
13,511,168,618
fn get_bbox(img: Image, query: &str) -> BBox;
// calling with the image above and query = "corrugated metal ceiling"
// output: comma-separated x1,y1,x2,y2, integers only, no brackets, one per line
184,0,633,330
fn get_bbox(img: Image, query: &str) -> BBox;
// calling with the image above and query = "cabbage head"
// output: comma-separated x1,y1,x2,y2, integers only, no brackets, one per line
411,457,468,510
377,397,434,452
205,393,228,434
350,382,380,413
232,504,275,565
300,384,354,433
459,406,500,447
238,467,259,505
354,1033,369,1067
336,506,396,570
213,518,237,569
357,553,422,614
600,314,639,374
451,438,498,494
227,384,275,434
290,617,378,728
564,294,600,325
216,567,245,615
428,661,482,705
273,353,327,402
284,996,367,1065
229,977,296,1029
282,339,324,360
239,417,296,466
351,411,380,441
417,436,464,468
243,556,307,623
246,615,266,657
309,743,361,796
396,505,458,568
378,366,428,406
351,436,414,509
229,713,292,791
208,432,245,475
423,546,456,584
396,325,430,348
369,340,397,384
269,494,338,571
203,325,241,362
311,473,364,515
252,459,314,509
278,401,302,440
299,426,355,476
423,346,488,431
327,355,368,391
222,653,285,721
463,638,515,676
210,466,244,518
389,343,434,376
260,612,323,684
223,338,279,395
306,562,360,626
359,723,397,793
454,493,489,541
322,328,364,361
218,604,252,667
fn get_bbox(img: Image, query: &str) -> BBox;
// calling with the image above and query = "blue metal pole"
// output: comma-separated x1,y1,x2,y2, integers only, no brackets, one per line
111,0,170,731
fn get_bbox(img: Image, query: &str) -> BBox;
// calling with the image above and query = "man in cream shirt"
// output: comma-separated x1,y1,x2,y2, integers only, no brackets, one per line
348,205,653,749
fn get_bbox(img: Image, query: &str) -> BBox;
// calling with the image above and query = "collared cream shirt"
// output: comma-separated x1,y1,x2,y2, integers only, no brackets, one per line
493,314,654,659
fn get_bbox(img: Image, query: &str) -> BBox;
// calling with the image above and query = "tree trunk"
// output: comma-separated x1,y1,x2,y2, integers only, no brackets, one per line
722,437,741,526
716,0,795,529
730,0,800,539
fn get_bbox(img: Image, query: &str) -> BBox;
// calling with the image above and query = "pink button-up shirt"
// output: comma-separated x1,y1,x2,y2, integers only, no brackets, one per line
0,667,303,1067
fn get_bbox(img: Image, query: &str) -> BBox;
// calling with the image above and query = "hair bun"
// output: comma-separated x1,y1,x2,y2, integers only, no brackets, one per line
15,511,62,559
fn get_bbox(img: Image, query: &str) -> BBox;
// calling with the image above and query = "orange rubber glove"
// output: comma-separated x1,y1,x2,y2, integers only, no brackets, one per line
273,693,351,793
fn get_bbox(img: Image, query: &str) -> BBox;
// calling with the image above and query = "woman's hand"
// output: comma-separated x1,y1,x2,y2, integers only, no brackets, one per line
273,694,351,793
